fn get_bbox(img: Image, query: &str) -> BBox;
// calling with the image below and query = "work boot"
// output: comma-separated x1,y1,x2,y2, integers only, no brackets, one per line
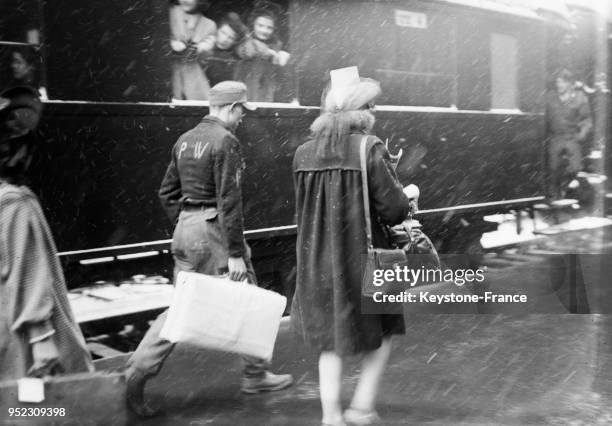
241,371,294,394
126,368,160,417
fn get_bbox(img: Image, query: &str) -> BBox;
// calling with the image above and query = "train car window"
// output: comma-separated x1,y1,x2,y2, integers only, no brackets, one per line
44,1,171,102
292,1,457,107
0,44,46,97
0,0,45,97
169,0,293,103
375,8,456,107
0,0,40,44
42,0,292,103
490,33,519,110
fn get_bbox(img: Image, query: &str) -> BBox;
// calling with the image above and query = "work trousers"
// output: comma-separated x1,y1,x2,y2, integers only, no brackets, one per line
548,134,583,199
126,208,267,379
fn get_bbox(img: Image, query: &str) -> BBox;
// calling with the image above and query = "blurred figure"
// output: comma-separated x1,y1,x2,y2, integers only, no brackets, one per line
235,1,290,102
0,87,93,381
577,72,608,173
3,46,46,98
10,49,36,87
546,69,593,199
292,68,412,426
203,12,247,87
169,0,216,100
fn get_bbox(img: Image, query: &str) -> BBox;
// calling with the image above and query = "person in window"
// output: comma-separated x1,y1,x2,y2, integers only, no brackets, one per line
235,1,290,102
4,46,46,98
169,0,216,100
546,69,593,200
202,12,247,87
292,68,413,426
0,86,93,381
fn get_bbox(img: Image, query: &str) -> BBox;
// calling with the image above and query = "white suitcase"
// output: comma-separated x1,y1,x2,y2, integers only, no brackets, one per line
160,271,287,360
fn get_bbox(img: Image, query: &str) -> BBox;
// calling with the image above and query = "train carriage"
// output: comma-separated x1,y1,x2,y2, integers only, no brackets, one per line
0,0,588,293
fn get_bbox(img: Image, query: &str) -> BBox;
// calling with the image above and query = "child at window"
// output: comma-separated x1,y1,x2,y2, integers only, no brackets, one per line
235,1,290,102
202,12,247,87
169,0,216,100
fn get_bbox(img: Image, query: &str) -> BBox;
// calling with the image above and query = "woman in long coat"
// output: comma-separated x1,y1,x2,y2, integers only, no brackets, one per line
0,87,93,380
292,72,412,426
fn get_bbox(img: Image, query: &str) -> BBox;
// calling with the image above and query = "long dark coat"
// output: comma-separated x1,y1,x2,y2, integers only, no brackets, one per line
291,133,411,355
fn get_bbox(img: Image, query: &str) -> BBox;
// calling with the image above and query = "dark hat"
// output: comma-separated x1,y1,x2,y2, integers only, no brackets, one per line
221,12,247,41
249,0,283,24
209,81,256,110
0,86,43,134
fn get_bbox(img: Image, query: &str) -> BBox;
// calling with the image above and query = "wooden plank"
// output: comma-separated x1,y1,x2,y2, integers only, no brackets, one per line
69,284,173,324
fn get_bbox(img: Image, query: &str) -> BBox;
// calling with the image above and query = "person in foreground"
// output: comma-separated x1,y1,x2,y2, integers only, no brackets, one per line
291,68,413,426
125,81,293,417
0,87,93,381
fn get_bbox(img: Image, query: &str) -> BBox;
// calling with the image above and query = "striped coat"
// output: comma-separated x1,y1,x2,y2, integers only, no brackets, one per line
0,182,93,380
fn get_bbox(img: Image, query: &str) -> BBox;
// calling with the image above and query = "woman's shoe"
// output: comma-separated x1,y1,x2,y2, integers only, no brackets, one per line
343,407,381,426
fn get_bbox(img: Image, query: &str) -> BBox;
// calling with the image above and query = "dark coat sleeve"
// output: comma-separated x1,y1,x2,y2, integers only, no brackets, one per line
214,134,245,258
366,140,411,226
158,143,182,223
236,37,276,60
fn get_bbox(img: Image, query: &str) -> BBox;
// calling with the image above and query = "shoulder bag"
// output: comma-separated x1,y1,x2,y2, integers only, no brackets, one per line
360,136,408,297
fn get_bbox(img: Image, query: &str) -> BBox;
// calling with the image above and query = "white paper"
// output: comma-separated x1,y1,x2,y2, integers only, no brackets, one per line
17,378,45,403
160,272,287,360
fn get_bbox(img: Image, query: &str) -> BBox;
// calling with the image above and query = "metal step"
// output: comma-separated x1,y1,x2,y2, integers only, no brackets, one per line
533,199,579,211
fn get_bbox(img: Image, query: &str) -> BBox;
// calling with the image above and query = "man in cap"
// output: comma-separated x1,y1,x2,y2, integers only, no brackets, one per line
125,81,293,417
0,86,94,381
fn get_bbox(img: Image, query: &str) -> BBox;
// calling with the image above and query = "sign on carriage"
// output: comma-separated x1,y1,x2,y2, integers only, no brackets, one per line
394,9,428,28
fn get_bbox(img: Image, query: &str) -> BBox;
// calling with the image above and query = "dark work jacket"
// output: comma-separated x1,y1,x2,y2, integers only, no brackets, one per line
546,89,592,140
291,133,411,355
159,115,246,257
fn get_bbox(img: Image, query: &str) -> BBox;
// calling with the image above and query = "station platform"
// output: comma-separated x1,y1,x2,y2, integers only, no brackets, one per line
68,214,612,425
95,313,612,426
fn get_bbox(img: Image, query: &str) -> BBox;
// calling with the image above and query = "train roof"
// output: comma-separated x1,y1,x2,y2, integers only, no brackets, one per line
433,0,571,23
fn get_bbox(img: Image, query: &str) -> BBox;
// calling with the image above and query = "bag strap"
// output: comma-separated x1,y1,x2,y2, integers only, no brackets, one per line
359,135,374,250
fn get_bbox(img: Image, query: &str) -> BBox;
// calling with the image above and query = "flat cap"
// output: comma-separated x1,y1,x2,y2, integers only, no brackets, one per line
209,81,256,110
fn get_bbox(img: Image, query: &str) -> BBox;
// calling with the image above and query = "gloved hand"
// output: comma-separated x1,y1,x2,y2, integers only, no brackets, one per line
184,41,200,62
